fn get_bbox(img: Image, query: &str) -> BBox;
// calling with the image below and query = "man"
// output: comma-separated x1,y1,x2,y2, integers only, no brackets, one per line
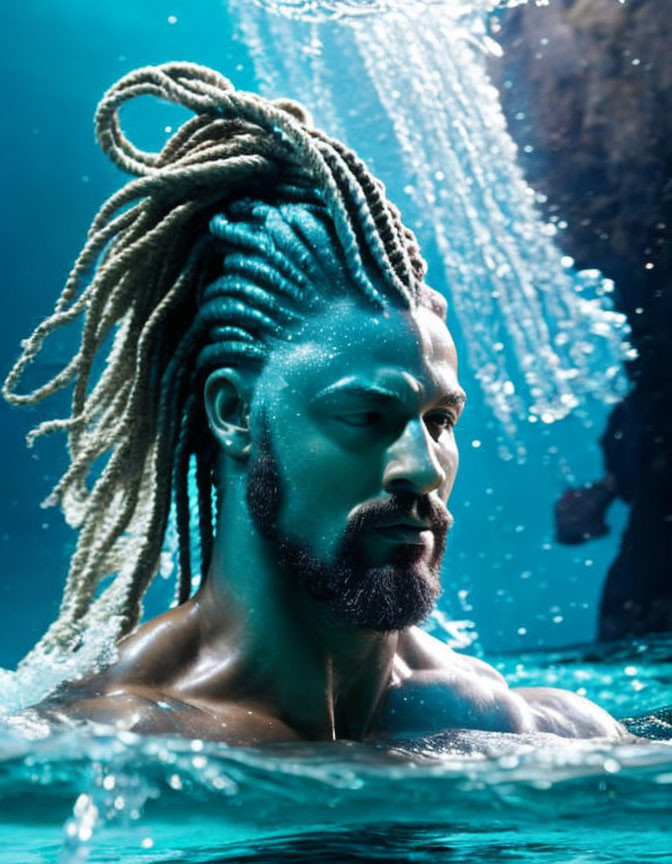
5,63,625,743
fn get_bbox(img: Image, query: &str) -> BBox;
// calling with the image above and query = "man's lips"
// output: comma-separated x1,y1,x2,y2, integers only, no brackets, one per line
372,521,432,545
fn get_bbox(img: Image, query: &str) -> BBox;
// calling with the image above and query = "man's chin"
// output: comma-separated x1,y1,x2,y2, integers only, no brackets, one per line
316,561,442,633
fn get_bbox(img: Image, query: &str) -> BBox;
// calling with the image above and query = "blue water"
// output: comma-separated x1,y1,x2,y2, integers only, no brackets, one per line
2,637,672,863
2,1,670,862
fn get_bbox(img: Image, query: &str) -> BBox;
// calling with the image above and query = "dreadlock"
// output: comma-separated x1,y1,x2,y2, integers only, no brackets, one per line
3,62,437,667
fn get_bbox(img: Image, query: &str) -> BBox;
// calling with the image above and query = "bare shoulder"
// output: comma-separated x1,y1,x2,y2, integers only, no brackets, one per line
38,685,298,743
33,602,299,743
396,626,506,684
382,627,525,735
33,601,203,738
381,627,626,740
34,602,203,736
108,600,202,688
38,687,185,735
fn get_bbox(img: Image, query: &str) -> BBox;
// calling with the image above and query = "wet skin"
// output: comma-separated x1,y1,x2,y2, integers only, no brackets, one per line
40,300,627,744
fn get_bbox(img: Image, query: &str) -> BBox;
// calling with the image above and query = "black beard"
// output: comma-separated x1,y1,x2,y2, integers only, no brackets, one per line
245,418,450,632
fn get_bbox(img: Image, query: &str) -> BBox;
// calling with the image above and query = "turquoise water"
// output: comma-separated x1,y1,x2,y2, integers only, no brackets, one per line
2,637,672,862
2,1,670,862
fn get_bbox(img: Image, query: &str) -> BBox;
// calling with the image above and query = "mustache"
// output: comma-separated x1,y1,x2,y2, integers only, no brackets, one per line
346,493,453,537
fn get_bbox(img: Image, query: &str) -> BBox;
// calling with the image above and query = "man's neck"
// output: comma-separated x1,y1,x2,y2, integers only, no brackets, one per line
188,481,399,740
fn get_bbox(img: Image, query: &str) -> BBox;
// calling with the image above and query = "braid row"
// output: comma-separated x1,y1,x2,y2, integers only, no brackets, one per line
3,63,431,669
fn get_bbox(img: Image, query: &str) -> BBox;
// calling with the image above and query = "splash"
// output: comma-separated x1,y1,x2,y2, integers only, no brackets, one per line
234,1,631,433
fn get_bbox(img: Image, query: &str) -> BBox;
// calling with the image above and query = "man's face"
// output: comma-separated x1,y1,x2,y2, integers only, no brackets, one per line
245,299,465,632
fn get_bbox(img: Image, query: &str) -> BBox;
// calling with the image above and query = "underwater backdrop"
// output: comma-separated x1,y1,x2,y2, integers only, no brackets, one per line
1,1,671,862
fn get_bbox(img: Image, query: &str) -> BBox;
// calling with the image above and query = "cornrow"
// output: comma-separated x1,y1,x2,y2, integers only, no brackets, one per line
3,62,432,668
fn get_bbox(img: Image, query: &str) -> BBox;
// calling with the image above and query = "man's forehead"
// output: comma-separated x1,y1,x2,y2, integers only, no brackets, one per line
262,299,460,398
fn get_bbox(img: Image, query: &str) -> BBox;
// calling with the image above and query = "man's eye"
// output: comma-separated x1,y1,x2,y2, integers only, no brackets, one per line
334,411,382,428
425,412,456,437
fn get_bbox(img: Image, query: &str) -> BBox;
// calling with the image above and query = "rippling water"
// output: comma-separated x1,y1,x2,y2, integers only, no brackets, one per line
2,637,671,864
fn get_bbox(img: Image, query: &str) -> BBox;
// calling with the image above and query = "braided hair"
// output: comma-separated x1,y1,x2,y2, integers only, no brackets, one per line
3,62,441,666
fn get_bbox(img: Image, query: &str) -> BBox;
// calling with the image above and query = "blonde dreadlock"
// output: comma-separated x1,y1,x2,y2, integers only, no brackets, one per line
3,62,434,666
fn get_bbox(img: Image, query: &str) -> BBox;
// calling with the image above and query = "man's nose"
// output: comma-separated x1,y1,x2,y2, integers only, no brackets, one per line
382,419,446,496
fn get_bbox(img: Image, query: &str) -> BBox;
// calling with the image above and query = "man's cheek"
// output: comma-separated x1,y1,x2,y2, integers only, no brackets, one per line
289,435,376,501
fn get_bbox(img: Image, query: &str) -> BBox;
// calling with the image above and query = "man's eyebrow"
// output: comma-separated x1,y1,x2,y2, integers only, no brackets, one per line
312,379,467,410
312,380,400,403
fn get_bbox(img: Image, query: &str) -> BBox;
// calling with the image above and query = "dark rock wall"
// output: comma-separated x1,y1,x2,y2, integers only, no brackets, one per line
490,0,672,641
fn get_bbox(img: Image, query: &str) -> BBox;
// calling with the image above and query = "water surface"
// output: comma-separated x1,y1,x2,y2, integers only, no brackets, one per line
2,637,671,863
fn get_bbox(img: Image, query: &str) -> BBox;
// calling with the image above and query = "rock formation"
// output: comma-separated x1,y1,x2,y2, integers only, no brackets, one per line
491,0,672,641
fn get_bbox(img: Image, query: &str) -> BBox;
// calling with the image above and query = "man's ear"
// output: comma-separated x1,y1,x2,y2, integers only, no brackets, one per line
204,368,252,462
